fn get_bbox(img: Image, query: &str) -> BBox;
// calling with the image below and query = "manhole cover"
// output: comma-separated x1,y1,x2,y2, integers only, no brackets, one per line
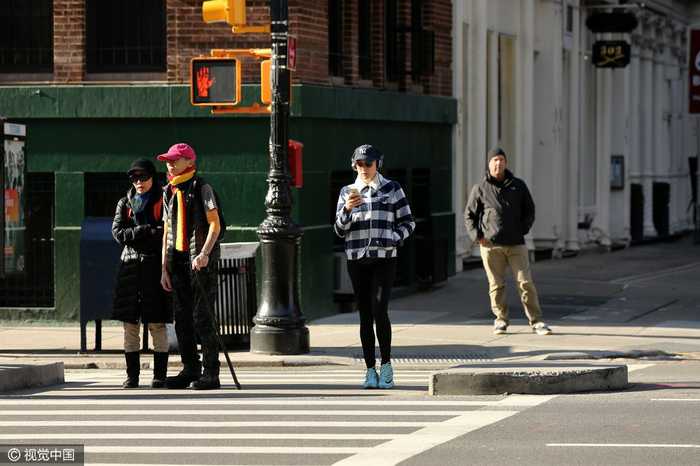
353,352,491,364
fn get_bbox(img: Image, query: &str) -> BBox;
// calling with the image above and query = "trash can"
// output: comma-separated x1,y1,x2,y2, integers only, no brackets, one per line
79,217,121,352
215,242,259,350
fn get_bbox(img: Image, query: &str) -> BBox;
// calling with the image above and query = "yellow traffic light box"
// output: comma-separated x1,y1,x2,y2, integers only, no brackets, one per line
260,59,271,105
190,57,241,106
202,0,246,26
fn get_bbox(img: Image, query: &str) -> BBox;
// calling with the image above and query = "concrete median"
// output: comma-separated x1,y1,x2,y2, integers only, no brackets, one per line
429,363,628,395
0,362,65,393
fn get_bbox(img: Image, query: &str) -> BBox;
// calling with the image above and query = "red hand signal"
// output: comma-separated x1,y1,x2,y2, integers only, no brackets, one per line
197,67,215,98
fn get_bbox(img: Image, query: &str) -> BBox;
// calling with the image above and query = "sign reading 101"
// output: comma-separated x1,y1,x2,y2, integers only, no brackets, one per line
592,41,631,69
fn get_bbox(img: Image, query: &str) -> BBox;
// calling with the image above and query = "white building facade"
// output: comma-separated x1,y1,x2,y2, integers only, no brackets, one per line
453,0,700,269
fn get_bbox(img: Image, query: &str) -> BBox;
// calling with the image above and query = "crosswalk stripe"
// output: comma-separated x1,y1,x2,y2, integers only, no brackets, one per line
336,411,520,466
335,395,557,466
0,420,437,427
86,464,324,466
0,433,401,440
0,409,466,416
65,371,433,375
85,464,324,466
64,378,428,383
46,389,427,395
0,399,507,406
83,446,368,454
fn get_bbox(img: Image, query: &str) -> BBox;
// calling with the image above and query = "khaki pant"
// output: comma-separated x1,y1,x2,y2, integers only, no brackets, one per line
480,244,543,326
123,322,168,353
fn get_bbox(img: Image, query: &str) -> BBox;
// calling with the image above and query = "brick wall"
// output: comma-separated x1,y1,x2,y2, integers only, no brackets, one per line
44,0,452,97
53,0,85,82
167,0,270,83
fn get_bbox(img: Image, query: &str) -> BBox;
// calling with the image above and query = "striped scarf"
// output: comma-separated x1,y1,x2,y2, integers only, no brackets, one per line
168,167,196,252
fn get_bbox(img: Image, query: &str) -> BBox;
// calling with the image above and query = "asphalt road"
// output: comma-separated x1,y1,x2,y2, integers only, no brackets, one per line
402,361,700,466
1,363,697,465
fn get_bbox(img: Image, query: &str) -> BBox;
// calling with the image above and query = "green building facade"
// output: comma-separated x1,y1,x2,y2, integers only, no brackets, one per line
0,83,456,321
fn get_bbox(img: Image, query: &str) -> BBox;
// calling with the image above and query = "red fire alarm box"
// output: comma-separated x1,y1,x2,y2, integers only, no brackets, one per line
288,139,303,188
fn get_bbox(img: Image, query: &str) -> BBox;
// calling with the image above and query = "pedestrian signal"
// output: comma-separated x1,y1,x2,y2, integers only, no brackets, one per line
190,58,241,106
260,59,271,104
202,0,246,26
260,59,292,106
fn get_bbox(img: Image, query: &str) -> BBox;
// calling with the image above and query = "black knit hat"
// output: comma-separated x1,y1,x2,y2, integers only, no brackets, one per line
127,158,156,177
487,147,507,161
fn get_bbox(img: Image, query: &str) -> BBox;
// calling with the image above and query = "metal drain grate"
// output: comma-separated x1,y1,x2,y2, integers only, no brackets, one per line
353,352,492,364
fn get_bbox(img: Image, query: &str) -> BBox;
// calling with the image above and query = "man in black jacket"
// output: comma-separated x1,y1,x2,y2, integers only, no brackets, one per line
465,148,551,336
158,143,223,390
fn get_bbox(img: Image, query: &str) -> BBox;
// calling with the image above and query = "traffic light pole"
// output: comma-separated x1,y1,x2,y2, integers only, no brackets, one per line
250,0,309,354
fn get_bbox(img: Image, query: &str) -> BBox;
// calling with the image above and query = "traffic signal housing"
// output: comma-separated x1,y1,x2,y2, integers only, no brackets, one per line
202,0,246,26
190,57,241,106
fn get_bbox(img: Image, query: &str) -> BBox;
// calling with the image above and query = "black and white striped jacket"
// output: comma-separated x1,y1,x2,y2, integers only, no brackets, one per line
334,173,415,260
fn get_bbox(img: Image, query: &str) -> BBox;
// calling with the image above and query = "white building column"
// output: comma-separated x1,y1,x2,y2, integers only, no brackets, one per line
641,41,656,237
566,0,581,251
551,0,566,252
520,0,536,252
595,67,613,247
452,0,467,270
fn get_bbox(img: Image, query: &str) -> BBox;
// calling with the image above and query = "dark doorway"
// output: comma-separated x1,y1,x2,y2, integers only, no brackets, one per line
630,183,644,243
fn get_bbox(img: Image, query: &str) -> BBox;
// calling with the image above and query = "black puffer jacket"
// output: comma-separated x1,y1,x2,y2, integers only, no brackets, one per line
112,184,172,324
464,170,536,246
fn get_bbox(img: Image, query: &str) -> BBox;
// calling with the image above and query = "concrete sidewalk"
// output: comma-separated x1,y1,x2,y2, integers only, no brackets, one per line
1,237,699,379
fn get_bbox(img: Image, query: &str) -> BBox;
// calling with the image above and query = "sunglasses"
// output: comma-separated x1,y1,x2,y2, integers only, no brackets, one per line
356,160,374,168
129,173,151,183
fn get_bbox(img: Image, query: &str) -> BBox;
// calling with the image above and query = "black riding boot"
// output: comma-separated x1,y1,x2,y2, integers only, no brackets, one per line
122,352,140,389
151,352,169,388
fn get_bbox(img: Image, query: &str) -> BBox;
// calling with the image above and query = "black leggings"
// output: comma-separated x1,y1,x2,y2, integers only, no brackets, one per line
347,257,397,368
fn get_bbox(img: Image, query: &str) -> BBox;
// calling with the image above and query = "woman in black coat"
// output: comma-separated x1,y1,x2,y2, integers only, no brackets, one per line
112,158,172,389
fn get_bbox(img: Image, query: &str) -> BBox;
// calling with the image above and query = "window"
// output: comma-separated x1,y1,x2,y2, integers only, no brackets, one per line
0,173,54,307
566,5,574,34
86,0,166,74
0,0,53,73
410,0,434,79
358,0,371,80
328,0,344,77
385,0,399,82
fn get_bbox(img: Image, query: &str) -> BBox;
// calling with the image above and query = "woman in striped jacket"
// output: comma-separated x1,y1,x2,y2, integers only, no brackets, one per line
334,144,415,389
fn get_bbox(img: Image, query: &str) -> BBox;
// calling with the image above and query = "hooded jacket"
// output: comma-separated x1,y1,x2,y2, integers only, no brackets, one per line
464,169,535,246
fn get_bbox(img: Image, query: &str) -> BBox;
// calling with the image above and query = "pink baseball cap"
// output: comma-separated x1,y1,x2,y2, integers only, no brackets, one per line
157,143,197,162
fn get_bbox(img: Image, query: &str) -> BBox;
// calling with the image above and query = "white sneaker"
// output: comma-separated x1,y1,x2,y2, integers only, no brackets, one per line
532,322,552,335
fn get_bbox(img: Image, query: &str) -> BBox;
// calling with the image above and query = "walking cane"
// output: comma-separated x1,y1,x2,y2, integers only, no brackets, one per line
193,270,242,390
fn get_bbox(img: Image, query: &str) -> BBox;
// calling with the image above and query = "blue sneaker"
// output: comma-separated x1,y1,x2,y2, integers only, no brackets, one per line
378,362,394,389
363,367,378,389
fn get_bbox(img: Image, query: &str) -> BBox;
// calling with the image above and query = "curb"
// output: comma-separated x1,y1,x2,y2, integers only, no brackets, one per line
429,364,628,395
0,362,65,393
542,350,690,361
62,357,356,370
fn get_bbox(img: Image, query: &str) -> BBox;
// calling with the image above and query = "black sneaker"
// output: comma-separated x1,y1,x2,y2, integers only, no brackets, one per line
122,377,139,389
190,375,221,390
165,369,201,389
150,378,166,389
